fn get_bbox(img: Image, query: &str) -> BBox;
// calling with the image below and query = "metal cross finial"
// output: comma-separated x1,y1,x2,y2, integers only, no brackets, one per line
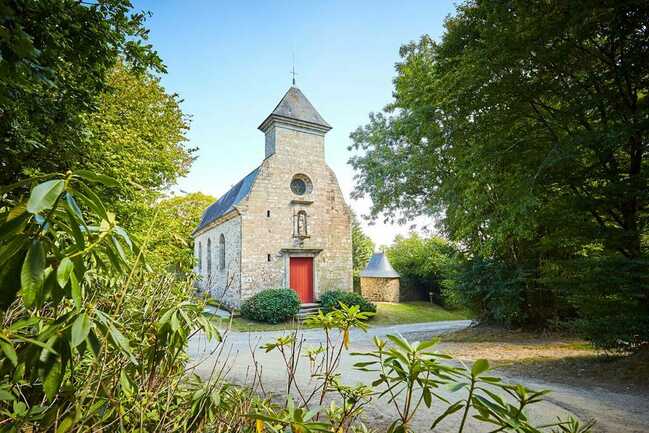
291,52,297,86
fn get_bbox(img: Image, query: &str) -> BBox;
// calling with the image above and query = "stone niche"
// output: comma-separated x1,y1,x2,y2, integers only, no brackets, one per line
359,252,401,303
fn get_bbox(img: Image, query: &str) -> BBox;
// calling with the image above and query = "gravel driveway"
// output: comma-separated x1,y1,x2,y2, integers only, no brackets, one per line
188,321,649,433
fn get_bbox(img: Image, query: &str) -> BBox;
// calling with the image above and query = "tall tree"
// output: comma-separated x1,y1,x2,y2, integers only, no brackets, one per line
349,0,648,346
83,63,193,227
0,0,164,185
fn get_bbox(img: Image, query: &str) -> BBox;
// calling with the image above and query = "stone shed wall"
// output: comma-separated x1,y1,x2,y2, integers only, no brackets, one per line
360,277,400,303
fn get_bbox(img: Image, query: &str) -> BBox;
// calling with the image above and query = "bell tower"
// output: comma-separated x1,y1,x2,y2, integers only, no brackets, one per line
258,87,332,160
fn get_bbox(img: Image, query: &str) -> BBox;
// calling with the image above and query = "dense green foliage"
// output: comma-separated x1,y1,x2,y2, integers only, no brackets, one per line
349,0,649,350
0,173,231,431
351,213,374,290
135,192,215,274
83,64,193,229
1,1,195,273
240,288,301,323
320,290,377,314
0,0,165,186
385,234,458,304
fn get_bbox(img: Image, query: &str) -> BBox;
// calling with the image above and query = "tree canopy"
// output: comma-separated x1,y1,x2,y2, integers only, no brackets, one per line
349,0,649,349
1,0,165,185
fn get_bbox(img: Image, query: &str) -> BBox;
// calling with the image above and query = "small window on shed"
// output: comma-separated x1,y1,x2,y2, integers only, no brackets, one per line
219,234,225,270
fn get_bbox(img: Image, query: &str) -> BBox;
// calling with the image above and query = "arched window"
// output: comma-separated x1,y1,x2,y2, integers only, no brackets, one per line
207,238,212,276
198,242,202,273
219,234,225,270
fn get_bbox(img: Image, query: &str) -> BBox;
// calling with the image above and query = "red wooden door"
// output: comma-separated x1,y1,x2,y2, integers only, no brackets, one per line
290,257,313,303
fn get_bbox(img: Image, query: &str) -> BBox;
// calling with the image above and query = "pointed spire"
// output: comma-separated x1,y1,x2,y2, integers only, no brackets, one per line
258,87,331,133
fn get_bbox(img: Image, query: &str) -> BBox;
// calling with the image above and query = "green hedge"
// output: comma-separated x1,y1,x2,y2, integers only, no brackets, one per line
240,288,300,323
320,290,376,314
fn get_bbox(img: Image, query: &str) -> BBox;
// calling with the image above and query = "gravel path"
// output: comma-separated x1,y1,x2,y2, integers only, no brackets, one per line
188,321,649,433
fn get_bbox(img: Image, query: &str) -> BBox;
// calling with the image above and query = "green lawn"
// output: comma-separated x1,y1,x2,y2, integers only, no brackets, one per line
369,301,473,326
215,301,472,332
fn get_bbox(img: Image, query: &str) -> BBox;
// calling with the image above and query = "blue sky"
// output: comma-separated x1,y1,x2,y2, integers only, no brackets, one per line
134,0,456,246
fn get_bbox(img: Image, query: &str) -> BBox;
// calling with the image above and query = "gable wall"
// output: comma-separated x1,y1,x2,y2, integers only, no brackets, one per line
238,126,352,301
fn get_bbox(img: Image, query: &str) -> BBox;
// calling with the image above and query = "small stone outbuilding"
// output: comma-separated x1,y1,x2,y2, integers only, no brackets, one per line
360,252,400,303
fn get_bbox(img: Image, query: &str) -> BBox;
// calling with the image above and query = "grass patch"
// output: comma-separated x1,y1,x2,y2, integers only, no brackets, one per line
370,301,473,326
212,301,471,332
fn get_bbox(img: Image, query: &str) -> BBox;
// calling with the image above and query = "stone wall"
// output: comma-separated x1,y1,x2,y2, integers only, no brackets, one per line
238,122,353,302
194,215,241,307
360,277,400,303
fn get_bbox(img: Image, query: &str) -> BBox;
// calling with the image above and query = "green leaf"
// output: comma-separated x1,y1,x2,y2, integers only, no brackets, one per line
42,359,63,400
431,401,465,429
0,386,15,401
108,324,137,365
70,272,82,308
21,240,46,307
0,247,26,310
422,386,432,408
0,340,17,366
71,313,91,348
120,370,134,396
56,257,74,288
26,179,65,214
55,416,74,433
73,170,119,187
471,359,490,377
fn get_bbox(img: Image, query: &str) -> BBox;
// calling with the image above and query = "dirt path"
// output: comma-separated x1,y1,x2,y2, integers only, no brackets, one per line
188,323,649,433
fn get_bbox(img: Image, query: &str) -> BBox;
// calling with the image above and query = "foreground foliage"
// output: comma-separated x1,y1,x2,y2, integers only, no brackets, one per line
0,173,223,431
349,0,649,350
0,174,595,433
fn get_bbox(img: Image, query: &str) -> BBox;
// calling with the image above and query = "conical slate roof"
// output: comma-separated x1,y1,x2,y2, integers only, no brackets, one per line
258,86,331,132
360,252,400,278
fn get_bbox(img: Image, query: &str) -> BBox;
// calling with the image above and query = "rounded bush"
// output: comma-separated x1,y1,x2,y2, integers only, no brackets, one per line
240,288,300,323
319,290,377,314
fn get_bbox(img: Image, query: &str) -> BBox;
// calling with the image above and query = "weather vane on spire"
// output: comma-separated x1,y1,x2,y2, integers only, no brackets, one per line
291,52,297,86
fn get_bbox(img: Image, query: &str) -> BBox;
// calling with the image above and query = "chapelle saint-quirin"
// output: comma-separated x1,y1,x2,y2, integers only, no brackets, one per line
192,86,352,307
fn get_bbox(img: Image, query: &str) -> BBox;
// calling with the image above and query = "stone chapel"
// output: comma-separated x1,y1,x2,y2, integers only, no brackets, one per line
192,86,352,307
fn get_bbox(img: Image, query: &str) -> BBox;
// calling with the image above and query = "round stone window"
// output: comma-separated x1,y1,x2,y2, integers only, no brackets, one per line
290,174,312,196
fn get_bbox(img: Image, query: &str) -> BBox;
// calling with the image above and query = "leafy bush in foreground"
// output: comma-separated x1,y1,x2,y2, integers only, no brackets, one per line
320,290,377,314
240,288,300,323
0,172,227,432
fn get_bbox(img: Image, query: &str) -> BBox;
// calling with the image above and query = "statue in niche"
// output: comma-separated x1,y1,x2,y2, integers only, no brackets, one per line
296,210,308,237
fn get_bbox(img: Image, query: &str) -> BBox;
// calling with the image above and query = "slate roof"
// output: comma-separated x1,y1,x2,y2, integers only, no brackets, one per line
258,86,331,131
194,167,259,233
360,252,400,278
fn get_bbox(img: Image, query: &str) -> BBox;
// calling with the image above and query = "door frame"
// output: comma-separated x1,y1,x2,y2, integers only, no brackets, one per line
289,256,314,303
282,249,321,302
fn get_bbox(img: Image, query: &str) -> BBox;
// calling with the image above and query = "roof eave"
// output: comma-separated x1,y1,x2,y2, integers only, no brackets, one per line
258,114,332,134
192,208,240,238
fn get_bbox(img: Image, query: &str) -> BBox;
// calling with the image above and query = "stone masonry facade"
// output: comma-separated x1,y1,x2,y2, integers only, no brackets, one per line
194,215,242,307
193,87,352,307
